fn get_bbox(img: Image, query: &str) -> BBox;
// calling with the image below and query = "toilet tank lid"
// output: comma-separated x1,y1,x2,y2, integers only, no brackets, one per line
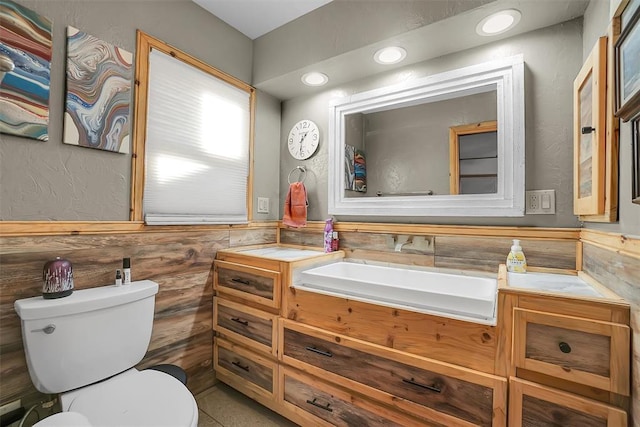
15,280,159,320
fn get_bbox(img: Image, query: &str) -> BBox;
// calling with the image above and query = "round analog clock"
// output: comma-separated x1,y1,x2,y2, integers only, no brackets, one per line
288,120,320,160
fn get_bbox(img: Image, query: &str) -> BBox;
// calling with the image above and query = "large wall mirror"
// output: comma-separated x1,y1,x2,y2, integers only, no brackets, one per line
328,55,525,217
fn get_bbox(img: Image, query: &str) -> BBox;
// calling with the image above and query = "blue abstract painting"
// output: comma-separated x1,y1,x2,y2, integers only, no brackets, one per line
63,26,132,153
0,0,52,141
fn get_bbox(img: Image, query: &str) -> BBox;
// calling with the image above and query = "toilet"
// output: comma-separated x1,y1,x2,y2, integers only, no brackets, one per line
14,280,198,427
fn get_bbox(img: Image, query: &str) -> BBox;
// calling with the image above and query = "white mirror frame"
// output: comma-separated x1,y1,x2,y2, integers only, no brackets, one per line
328,55,525,217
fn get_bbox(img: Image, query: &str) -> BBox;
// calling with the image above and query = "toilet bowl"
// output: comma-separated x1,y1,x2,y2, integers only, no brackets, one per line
15,280,198,427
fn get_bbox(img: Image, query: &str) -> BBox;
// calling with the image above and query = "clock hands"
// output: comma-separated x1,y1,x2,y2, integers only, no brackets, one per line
299,132,309,158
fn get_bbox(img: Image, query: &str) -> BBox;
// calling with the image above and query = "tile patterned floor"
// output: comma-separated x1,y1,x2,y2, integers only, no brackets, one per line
196,383,298,427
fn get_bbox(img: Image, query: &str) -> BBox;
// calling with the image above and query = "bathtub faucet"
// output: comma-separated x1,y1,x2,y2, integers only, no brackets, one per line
393,235,412,252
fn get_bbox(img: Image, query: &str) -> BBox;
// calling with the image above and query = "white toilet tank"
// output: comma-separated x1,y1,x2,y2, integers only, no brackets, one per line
14,280,159,394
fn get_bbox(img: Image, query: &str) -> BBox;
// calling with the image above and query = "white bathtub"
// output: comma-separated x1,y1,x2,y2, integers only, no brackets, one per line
295,262,498,325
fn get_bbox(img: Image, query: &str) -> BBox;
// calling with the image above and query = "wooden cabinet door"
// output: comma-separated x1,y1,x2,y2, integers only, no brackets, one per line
213,337,277,405
512,308,630,395
509,377,627,427
573,37,607,215
214,298,277,356
280,367,430,427
280,319,507,426
214,260,281,309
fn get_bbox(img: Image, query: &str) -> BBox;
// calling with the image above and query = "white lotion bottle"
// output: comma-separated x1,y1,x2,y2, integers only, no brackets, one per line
123,257,131,284
506,239,527,273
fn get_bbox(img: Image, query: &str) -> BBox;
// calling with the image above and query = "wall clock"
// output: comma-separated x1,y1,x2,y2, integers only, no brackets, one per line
288,119,320,160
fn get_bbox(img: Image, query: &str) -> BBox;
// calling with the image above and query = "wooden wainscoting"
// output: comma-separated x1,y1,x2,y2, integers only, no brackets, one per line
580,229,640,425
280,222,579,272
0,227,276,406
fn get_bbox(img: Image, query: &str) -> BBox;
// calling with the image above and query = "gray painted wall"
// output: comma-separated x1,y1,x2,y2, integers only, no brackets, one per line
0,0,281,221
281,19,584,226
582,0,640,234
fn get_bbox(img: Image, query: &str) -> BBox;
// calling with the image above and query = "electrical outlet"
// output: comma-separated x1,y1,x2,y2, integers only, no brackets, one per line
526,190,555,214
257,197,269,214
0,399,21,417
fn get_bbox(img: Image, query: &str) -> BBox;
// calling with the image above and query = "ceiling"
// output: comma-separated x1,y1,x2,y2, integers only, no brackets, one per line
192,0,591,100
192,0,333,39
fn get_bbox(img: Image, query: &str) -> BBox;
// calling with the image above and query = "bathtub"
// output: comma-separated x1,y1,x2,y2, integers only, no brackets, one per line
295,262,498,325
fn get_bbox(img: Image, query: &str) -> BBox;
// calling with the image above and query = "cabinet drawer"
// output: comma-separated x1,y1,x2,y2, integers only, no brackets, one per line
281,320,505,427
280,367,432,427
214,298,277,356
509,377,627,427
214,260,281,309
512,308,629,395
214,337,277,404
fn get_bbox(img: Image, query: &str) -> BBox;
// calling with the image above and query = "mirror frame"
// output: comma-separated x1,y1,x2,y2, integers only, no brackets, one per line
328,55,525,217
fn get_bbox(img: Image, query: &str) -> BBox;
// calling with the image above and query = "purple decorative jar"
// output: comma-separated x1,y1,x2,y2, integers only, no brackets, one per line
42,257,74,299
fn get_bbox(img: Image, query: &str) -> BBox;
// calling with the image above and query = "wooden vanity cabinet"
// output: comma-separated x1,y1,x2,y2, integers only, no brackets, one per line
214,298,277,357
500,267,631,425
513,308,629,395
280,319,507,427
214,337,277,404
214,259,281,309
280,367,430,427
509,378,627,427
213,246,344,413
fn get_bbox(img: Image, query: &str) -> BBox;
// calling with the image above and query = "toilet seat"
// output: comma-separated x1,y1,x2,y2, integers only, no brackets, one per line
62,369,198,427
34,411,91,427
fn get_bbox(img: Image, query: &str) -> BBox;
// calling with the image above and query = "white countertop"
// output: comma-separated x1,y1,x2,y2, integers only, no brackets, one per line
237,247,326,261
507,271,602,298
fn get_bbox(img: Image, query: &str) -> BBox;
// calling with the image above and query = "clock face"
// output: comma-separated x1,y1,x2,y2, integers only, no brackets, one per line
288,120,320,160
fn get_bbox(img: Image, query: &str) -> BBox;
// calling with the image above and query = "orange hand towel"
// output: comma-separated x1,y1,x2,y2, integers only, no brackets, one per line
283,182,308,228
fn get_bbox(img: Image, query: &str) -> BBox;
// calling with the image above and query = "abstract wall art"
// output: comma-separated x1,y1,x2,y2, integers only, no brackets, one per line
0,0,52,141
64,26,132,153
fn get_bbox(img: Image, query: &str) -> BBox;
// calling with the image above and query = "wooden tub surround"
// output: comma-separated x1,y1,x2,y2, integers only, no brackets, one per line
212,243,631,426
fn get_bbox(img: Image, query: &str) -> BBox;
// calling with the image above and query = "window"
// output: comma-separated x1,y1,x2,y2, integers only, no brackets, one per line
131,31,255,225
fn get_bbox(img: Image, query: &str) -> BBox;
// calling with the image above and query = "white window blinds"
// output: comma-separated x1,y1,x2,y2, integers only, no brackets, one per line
143,48,251,225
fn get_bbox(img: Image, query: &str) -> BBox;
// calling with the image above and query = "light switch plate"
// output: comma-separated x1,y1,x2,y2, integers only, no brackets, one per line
526,190,555,214
257,197,269,214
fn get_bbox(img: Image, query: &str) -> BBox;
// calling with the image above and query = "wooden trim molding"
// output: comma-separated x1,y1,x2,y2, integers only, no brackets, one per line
280,221,580,240
0,221,277,237
580,228,640,260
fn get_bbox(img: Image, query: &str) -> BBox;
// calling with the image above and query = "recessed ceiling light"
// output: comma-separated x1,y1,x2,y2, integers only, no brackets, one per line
476,9,521,36
374,46,407,65
301,72,328,86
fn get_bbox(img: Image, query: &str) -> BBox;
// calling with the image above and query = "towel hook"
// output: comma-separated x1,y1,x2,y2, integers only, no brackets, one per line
288,166,307,184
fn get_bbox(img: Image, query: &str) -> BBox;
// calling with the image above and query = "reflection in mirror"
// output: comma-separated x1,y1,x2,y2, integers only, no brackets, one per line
328,55,525,217
449,120,498,195
343,91,497,198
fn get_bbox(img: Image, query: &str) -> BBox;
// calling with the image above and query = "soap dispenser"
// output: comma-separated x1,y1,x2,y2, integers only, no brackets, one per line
506,239,527,273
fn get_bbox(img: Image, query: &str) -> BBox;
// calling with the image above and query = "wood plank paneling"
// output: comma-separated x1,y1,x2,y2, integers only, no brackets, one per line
435,236,577,271
280,228,324,247
0,227,276,405
280,226,577,271
582,242,640,423
230,228,277,247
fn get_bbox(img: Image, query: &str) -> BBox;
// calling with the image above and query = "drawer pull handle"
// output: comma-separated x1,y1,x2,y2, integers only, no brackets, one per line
305,346,333,358
306,398,333,412
231,278,251,285
559,342,572,353
231,361,250,372
402,378,441,393
231,317,249,326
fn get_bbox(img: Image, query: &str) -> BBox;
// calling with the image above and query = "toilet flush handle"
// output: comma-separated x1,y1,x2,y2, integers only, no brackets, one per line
31,324,56,334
